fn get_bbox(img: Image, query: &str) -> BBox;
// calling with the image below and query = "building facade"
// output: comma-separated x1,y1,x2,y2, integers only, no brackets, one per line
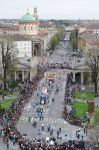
0,8,57,81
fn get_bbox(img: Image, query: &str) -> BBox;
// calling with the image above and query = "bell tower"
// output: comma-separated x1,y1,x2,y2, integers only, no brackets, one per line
33,7,38,21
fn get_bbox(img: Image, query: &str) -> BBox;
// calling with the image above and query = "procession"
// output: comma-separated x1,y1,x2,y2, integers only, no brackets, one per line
0,39,94,150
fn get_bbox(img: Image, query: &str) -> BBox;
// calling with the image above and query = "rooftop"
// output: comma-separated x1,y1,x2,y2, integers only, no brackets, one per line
38,30,49,37
79,22,99,29
39,22,53,28
18,57,31,68
0,34,32,41
79,31,94,39
86,38,99,45
0,23,19,30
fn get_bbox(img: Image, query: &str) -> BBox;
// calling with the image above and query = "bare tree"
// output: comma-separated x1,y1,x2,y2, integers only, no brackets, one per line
0,37,16,90
86,48,99,95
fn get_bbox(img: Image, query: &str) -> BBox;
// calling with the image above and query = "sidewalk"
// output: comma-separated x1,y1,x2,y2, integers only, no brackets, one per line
94,97,99,106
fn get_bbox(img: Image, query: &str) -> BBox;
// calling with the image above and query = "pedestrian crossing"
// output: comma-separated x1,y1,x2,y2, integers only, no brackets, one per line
19,115,69,125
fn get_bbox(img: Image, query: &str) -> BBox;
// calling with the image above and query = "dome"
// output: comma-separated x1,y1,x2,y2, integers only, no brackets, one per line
20,12,36,22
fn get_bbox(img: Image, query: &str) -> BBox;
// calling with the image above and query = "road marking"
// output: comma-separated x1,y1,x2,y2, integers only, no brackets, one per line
64,120,68,124
19,115,70,127
51,118,54,123
31,117,34,122
20,116,26,121
48,118,51,123
25,117,28,122
45,118,48,122
57,119,61,124
54,119,57,124
60,119,64,124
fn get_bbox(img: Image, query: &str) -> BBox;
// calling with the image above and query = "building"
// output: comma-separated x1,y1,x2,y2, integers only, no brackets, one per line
19,11,38,35
78,31,93,54
65,25,76,32
78,30,99,56
0,8,57,81
33,7,39,21
39,22,57,49
78,21,99,34
76,23,99,86
85,37,99,56
0,24,19,35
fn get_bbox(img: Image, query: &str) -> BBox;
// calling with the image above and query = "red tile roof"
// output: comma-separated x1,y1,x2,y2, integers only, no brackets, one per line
0,23,19,30
80,23,99,29
39,22,53,28
0,34,32,41
79,31,94,39
38,31,49,37
86,38,99,45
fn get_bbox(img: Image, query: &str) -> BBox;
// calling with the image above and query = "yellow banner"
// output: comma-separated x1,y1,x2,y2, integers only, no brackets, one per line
47,72,56,79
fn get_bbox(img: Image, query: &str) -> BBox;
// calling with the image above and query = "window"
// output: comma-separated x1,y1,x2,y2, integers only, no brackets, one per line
24,26,26,30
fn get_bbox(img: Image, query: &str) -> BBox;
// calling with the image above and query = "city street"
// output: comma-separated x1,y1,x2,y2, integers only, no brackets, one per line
0,36,89,150
0,1,99,149
17,39,87,143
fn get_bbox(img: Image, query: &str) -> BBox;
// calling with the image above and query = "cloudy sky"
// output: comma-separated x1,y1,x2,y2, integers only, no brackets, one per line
0,0,99,19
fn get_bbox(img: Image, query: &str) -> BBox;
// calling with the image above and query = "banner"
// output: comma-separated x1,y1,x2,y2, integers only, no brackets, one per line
47,72,56,79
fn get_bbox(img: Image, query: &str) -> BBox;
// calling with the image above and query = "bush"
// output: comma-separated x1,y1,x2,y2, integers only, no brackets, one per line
8,80,18,89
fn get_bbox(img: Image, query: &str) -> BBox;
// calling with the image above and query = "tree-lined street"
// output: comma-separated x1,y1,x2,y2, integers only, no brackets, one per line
0,34,98,149
16,38,88,143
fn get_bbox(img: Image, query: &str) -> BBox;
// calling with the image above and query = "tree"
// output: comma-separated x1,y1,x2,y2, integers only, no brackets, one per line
86,48,99,95
0,37,16,90
70,37,78,50
50,35,58,50
50,31,64,50
83,72,90,85
70,29,78,50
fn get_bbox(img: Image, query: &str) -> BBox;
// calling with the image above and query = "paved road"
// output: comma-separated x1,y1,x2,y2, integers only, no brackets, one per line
17,40,88,142
0,39,88,149
47,41,72,65
17,70,87,142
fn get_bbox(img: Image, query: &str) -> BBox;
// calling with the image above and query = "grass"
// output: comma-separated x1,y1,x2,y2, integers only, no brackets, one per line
73,90,95,100
72,101,88,117
0,98,13,109
0,90,19,110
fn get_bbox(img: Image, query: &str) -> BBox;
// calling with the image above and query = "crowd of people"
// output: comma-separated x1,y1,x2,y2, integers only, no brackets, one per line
0,65,94,150
46,62,71,70
63,73,89,127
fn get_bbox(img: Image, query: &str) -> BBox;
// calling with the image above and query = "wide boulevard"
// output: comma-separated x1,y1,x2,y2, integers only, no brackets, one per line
17,38,87,142
0,35,88,150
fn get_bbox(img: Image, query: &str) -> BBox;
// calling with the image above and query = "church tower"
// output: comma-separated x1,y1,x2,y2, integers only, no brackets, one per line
33,7,38,21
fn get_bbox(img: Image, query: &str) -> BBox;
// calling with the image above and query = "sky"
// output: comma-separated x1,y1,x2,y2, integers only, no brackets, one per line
0,0,99,19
